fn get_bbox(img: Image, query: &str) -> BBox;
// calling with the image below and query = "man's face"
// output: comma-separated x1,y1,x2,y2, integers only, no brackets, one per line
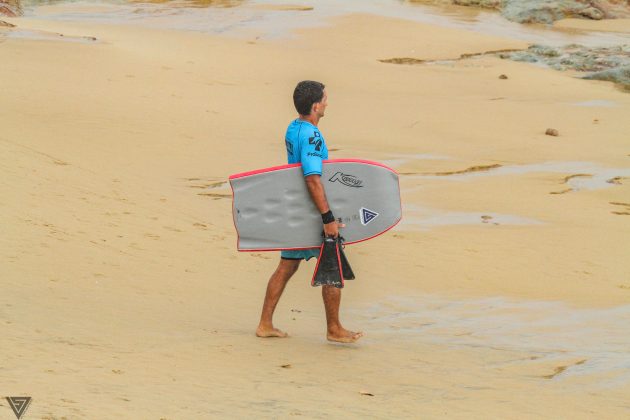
313,89,328,118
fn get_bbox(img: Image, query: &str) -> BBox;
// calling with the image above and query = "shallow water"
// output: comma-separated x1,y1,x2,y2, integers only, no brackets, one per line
398,212,543,230
354,294,630,387
570,99,618,107
381,153,451,169
19,0,630,46
406,161,630,192
6,27,99,42
395,204,543,231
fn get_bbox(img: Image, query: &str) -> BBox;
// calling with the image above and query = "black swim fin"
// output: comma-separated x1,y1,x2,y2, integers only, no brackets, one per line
311,237,344,288
337,237,355,280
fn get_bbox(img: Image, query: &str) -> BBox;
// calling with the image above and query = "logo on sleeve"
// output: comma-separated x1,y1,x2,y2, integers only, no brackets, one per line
360,207,379,225
329,172,363,188
308,130,323,151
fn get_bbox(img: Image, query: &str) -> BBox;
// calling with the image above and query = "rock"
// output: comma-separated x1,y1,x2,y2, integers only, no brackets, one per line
583,66,630,91
499,74,508,79
448,0,630,24
0,0,22,17
501,0,588,24
545,128,559,136
580,6,605,19
499,44,630,78
590,0,630,19
428,0,630,22
0,5,15,17
530,44,560,57
453,0,500,7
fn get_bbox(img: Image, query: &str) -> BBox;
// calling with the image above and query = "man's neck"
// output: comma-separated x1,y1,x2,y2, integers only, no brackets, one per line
299,114,320,127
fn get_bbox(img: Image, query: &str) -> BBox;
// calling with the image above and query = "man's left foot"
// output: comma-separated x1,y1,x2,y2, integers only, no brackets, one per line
327,327,363,343
256,326,289,338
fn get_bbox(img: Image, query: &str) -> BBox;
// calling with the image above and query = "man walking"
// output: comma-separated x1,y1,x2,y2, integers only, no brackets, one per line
255,81,363,343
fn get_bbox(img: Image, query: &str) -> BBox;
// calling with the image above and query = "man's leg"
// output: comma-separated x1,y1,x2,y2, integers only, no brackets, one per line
256,258,301,338
322,286,364,343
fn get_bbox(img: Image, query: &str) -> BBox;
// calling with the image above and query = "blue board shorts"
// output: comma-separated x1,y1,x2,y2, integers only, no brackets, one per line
281,248,320,261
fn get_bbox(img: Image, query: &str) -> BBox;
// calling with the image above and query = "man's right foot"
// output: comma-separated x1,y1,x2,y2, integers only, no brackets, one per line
256,326,288,338
327,327,364,343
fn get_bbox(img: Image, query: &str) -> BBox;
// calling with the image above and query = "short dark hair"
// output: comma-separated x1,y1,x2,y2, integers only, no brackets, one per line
293,80,325,116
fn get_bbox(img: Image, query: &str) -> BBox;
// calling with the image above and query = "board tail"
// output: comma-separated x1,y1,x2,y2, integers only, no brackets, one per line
311,237,344,288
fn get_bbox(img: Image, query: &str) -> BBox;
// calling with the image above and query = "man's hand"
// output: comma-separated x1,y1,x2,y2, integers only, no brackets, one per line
323,220,345,238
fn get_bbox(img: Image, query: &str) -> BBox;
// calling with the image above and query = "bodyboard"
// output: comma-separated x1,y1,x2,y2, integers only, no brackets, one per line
229,159,401,251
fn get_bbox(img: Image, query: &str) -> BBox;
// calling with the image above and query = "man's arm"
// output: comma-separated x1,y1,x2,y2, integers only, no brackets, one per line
305,174,344,238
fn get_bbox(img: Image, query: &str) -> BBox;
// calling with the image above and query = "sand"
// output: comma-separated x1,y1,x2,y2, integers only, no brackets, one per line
1,7,629,419
554,18,630,33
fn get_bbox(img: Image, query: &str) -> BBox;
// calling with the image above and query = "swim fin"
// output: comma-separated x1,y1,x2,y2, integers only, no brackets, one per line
311,237,344,288
337,237,355,280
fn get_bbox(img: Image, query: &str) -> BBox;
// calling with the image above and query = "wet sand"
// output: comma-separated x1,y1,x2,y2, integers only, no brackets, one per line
1,3,630,418
555,18,630,34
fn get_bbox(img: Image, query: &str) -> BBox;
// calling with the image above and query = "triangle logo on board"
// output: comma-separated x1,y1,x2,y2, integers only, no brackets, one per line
360,207,379,226
6,397,32,419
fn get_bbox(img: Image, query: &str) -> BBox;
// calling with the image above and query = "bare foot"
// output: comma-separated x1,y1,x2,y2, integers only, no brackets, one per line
256,325,288,338
327,327,364,343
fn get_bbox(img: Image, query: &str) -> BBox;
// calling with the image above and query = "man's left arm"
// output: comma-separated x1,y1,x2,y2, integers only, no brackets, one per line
304,175,343,238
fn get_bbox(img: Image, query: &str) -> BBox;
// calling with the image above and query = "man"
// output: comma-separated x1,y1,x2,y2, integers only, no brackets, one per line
255,80,363,343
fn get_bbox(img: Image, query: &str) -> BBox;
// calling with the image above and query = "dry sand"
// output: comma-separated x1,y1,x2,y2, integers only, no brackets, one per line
1,7,629,419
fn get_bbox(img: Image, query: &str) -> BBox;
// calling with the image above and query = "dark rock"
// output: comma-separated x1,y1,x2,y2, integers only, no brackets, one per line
453,0,502,8
580,6,605,19
499,44,630,75
583,66,630,91
435,0,630,23
545,128,559,136
499,74,508,79
0,0,22,17
501,0,589,24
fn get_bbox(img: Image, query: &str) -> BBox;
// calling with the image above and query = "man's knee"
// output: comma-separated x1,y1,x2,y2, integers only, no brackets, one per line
278,258,301,276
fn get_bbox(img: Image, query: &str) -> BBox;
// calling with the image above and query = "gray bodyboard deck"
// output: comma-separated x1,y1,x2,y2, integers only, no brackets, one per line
229,159,401,251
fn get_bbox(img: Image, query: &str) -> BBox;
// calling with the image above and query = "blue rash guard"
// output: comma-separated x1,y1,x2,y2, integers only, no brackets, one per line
285,119,329,176
281,119,329,260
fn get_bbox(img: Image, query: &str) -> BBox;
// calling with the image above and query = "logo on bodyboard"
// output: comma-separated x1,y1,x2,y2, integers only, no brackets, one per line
329,172,363,188
360,207,379,225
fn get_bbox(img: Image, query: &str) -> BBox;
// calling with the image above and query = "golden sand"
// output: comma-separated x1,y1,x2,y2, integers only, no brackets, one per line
1,10,629,418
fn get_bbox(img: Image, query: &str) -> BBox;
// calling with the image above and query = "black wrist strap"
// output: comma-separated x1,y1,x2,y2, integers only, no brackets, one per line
321,210,335,224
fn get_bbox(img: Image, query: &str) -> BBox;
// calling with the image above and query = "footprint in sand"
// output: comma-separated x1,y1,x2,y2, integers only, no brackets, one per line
610,201,630,215
250,253,271,260
541,359,587,379
163,226,183,232
197,192,231,199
